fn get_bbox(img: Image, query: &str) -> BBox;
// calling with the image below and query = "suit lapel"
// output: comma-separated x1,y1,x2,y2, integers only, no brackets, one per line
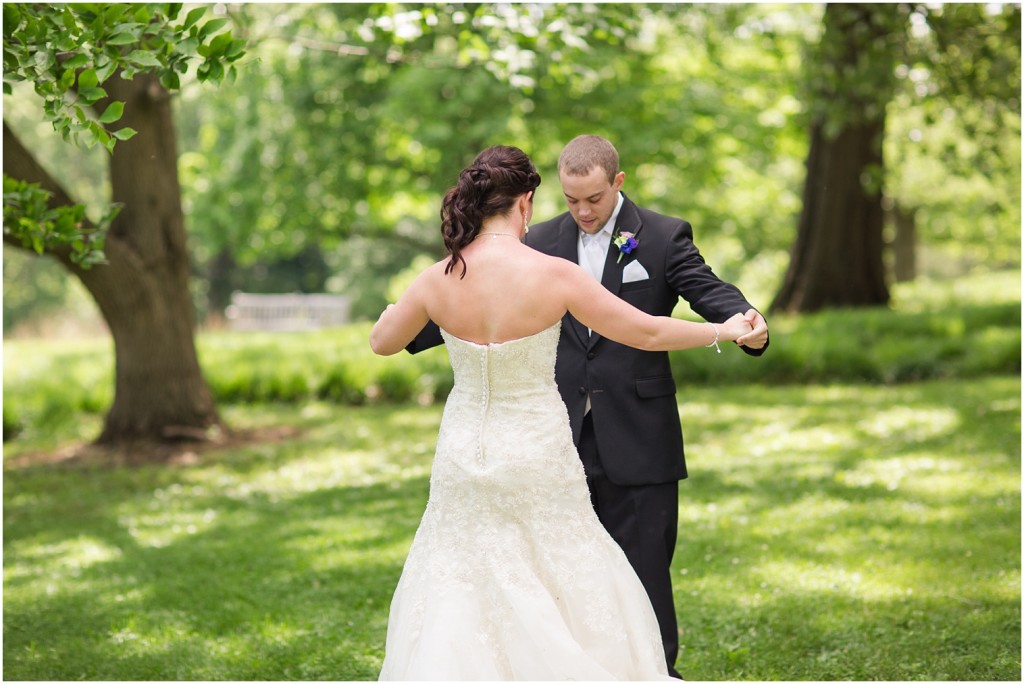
614,193,645,260
553,215,580,262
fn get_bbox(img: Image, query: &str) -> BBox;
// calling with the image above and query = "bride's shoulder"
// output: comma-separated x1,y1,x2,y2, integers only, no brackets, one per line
515,252,586,302
402,258,450,297
532,250,584,279
418,258,454,280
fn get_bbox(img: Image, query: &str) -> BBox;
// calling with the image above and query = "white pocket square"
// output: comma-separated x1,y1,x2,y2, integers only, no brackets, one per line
622,260,650,283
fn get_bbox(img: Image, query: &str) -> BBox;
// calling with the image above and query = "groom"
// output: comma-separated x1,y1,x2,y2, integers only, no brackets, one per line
408,135,768,676
529,135,768,677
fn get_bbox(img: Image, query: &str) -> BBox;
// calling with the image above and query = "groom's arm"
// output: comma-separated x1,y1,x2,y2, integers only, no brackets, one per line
664,219,769,357
405,320,444,354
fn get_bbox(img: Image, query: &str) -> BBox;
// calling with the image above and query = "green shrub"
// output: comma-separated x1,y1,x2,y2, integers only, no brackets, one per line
3,403,22,441
670,299,1020,386
3,272,1019,442
316,364,367,405
373,365,418,403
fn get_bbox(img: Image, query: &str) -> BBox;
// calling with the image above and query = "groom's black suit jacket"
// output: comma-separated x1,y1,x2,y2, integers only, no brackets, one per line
407,194,766,486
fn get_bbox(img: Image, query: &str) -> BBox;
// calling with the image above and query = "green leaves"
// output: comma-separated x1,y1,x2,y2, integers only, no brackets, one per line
76,68,98,91
105,30,138,46
195,28,245,83
198,18,228,40
2,174,112,268
183,7,207,31
2,4,22,37
62,53,90,70
806,4,905,135
111,126,137,141
97,100,123,124
2,3,247,155
2,2,245,264
126,50,162,67
95,57,118,84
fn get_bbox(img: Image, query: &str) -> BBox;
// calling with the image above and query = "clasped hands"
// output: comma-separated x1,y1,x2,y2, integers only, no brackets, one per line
720,309,769,349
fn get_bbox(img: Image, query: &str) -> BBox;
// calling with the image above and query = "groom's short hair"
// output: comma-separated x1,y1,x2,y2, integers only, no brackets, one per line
558,135,619,184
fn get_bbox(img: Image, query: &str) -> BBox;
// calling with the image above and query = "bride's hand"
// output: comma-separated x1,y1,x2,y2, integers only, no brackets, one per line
718,313,754,342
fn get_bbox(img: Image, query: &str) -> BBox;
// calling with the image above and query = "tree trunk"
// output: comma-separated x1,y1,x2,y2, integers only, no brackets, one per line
890,202,917,282
771,3,901,314
3,73,221,446
206,247,239,319
771,119,890,312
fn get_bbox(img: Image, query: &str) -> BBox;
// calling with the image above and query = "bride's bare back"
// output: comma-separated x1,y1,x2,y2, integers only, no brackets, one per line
419,239,569,344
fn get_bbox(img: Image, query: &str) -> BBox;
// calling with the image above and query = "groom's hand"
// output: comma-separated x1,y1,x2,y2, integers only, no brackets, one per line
736,309,768,349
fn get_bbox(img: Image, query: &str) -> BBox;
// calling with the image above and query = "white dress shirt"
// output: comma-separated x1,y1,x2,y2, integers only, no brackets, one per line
576,192,625,282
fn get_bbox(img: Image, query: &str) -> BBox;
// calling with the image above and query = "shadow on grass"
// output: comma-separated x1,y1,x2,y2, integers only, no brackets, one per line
4,404,439,680
4,472,429,680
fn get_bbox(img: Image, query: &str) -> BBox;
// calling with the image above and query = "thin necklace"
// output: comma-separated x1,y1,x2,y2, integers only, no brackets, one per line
475,232,520,240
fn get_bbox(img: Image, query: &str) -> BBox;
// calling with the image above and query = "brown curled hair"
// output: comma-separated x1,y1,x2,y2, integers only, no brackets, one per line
440,145,541,278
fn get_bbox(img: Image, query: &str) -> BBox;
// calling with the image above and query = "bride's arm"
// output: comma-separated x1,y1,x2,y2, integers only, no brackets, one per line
551,259,751,351
370,271,432,356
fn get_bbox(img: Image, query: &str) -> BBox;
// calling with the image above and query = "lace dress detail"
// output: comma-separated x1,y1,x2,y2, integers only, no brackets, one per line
378,323,669,680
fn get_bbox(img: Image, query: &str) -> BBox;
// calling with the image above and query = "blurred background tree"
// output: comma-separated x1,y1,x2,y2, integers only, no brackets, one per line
173,2,1019,319
772,2,1020,313
169,3,816,321
885,3,1021,281
4,3,1020,444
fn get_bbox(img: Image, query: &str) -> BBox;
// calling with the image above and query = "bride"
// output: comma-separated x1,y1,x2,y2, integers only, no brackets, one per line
370,145,751,680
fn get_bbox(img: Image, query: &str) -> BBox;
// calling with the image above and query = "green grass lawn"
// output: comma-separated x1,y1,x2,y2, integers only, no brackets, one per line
3,377,1019,680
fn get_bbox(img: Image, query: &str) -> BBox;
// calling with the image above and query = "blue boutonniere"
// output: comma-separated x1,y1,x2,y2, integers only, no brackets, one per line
613,231,638,263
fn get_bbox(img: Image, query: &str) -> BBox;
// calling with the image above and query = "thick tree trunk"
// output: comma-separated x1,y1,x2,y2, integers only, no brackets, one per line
3,73,221,445
97,73,220,443
771,3,900,314
771,119,890,312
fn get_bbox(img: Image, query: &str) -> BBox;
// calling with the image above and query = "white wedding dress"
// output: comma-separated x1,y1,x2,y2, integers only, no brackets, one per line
378,323,671,680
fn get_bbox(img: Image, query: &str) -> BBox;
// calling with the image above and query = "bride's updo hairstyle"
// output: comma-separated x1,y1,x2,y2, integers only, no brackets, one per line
440,145,541,278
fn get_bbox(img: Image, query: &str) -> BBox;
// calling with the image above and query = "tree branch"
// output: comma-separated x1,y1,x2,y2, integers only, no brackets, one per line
2,123,144,279
3,121,82,270
3,121,76,207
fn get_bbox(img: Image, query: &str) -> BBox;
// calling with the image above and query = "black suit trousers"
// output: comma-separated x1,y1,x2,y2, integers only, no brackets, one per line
579,413,682,678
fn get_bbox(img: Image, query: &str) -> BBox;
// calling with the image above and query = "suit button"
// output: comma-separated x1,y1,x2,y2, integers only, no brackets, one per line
587,351,596,360
578,387,587,396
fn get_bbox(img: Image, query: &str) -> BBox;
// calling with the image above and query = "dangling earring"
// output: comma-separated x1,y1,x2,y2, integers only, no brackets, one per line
523,213,529,234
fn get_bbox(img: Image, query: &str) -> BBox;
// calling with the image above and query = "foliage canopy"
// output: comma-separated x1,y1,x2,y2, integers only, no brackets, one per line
2,3,1019,326
2,2,244,264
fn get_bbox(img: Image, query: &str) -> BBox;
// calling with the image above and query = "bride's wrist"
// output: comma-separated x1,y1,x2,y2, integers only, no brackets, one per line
705,322,722,353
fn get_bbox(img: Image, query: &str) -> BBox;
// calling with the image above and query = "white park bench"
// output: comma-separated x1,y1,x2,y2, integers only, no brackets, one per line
225,292,351,331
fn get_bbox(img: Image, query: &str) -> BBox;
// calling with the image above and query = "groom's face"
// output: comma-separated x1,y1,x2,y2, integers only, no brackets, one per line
559,166,625,235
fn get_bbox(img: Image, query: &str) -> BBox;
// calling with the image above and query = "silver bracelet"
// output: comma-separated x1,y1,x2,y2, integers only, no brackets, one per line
705,322,721,353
